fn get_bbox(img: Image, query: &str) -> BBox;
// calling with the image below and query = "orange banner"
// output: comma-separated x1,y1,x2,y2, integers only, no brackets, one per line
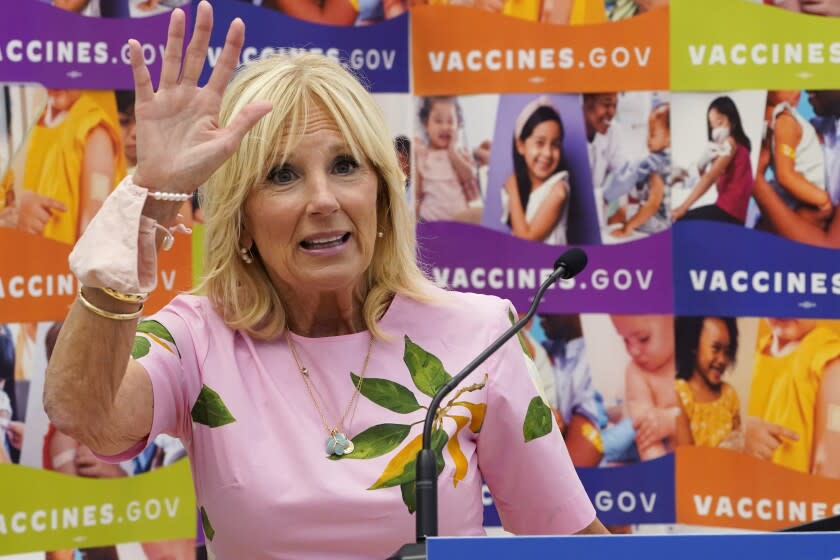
0,229,191,323
676,446,840,531
411,5,669,95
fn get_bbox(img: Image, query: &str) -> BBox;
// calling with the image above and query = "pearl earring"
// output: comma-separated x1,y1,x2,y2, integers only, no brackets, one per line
239,246,253,264
377,231,384,238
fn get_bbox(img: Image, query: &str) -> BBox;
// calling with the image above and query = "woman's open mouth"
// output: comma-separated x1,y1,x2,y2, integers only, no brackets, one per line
300,232,351,251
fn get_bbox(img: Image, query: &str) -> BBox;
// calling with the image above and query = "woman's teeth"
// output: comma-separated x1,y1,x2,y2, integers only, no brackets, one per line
301,234,348,249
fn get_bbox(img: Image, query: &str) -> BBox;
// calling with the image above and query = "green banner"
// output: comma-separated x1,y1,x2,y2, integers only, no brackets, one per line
0,460,196,554
670,0,840,90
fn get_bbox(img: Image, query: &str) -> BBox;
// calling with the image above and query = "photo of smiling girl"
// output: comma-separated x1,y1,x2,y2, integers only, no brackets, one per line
482,94,601,245
674,316,742,448
502,95,571,244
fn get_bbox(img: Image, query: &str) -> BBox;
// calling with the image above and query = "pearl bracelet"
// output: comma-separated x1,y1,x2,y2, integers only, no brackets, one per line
148,190,191,202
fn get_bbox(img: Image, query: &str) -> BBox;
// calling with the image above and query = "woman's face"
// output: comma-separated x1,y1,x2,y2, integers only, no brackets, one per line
516,120,562,183
708,108,731,136
611,314,675,372
242,105,380,299
425,101,458,150
584,94,618,136
695,318,732,388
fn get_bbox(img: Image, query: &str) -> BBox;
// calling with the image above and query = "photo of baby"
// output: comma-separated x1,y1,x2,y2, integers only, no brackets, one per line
413,94,496,225
596,92,673,244
482,93,599,245
576,314,677,466
670,91,765,226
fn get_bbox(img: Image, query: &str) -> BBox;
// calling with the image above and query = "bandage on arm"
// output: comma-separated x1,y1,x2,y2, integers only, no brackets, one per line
48,430,80,475
811,359,840,478
772,114,830,208
78,126,117,238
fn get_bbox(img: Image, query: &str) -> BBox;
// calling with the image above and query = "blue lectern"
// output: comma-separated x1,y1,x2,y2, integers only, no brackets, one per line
427,532,840,559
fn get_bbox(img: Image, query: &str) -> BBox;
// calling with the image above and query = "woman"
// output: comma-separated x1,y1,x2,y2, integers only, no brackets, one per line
43,3,606,558
672,96,754,225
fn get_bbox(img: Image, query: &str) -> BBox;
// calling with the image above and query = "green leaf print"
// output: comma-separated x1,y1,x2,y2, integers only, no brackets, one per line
508,308,533,359
200,506,215,542
191,385,236,428
137,320,176,344
403,336,452,398
401,481,416,514
523,396,553,442
329,423,411,461
351,373,422,414
131,336,150,360
368,429,448,490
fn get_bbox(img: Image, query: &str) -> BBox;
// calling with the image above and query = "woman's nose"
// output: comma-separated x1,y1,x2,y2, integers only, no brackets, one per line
306,176,340,215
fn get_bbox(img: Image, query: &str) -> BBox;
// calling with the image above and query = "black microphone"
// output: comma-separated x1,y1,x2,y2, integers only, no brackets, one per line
386,248,589,560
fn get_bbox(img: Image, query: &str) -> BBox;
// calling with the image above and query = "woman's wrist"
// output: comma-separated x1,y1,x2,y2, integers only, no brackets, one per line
80,285,144,315
133,173,193,225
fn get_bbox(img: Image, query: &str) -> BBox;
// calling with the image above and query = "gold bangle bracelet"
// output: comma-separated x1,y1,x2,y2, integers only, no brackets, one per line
101,286,149,304
77,288,144,321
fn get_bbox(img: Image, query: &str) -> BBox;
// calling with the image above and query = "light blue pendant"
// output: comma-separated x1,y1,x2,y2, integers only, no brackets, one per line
326,432,354,456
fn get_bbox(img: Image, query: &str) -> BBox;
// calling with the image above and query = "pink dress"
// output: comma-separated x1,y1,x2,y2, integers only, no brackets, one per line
100,286,595,559
417,149,472,222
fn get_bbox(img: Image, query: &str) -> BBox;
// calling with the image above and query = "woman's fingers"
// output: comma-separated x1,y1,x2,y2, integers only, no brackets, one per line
180,0,213,85
219,100,274,155
128,39,154,103
206,18,246,95
159,8,187,89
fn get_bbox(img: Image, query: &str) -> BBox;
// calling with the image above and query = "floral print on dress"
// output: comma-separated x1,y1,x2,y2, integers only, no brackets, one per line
331,335,487,513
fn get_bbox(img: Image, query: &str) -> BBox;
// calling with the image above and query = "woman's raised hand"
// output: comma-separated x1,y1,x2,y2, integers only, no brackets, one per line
130,1,272,194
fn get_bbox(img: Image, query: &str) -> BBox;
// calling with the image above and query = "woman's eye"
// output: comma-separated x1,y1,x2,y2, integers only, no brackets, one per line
334,157,360,175
267,165,296,184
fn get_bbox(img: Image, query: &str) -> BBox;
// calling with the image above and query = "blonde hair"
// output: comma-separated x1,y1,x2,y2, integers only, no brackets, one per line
195,52,432,340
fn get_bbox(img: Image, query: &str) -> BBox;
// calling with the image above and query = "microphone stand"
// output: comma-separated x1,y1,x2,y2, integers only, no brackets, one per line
386,250,587,560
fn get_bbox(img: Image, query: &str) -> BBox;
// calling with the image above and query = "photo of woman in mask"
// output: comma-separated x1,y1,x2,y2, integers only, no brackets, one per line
671,96,756,225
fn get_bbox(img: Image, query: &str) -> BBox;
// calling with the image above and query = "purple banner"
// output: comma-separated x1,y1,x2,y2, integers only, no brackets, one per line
417,222,673,314
0,0,172,89
674,221,840,318
197,0,410,92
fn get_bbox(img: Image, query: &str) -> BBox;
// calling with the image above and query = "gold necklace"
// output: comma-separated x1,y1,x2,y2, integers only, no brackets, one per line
285,331,375,456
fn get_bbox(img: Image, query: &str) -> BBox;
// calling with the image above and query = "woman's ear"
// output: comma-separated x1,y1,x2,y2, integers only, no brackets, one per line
515,136,526,156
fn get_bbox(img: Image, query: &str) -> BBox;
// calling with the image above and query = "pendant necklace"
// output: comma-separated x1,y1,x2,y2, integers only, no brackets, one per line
285,330,375,457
